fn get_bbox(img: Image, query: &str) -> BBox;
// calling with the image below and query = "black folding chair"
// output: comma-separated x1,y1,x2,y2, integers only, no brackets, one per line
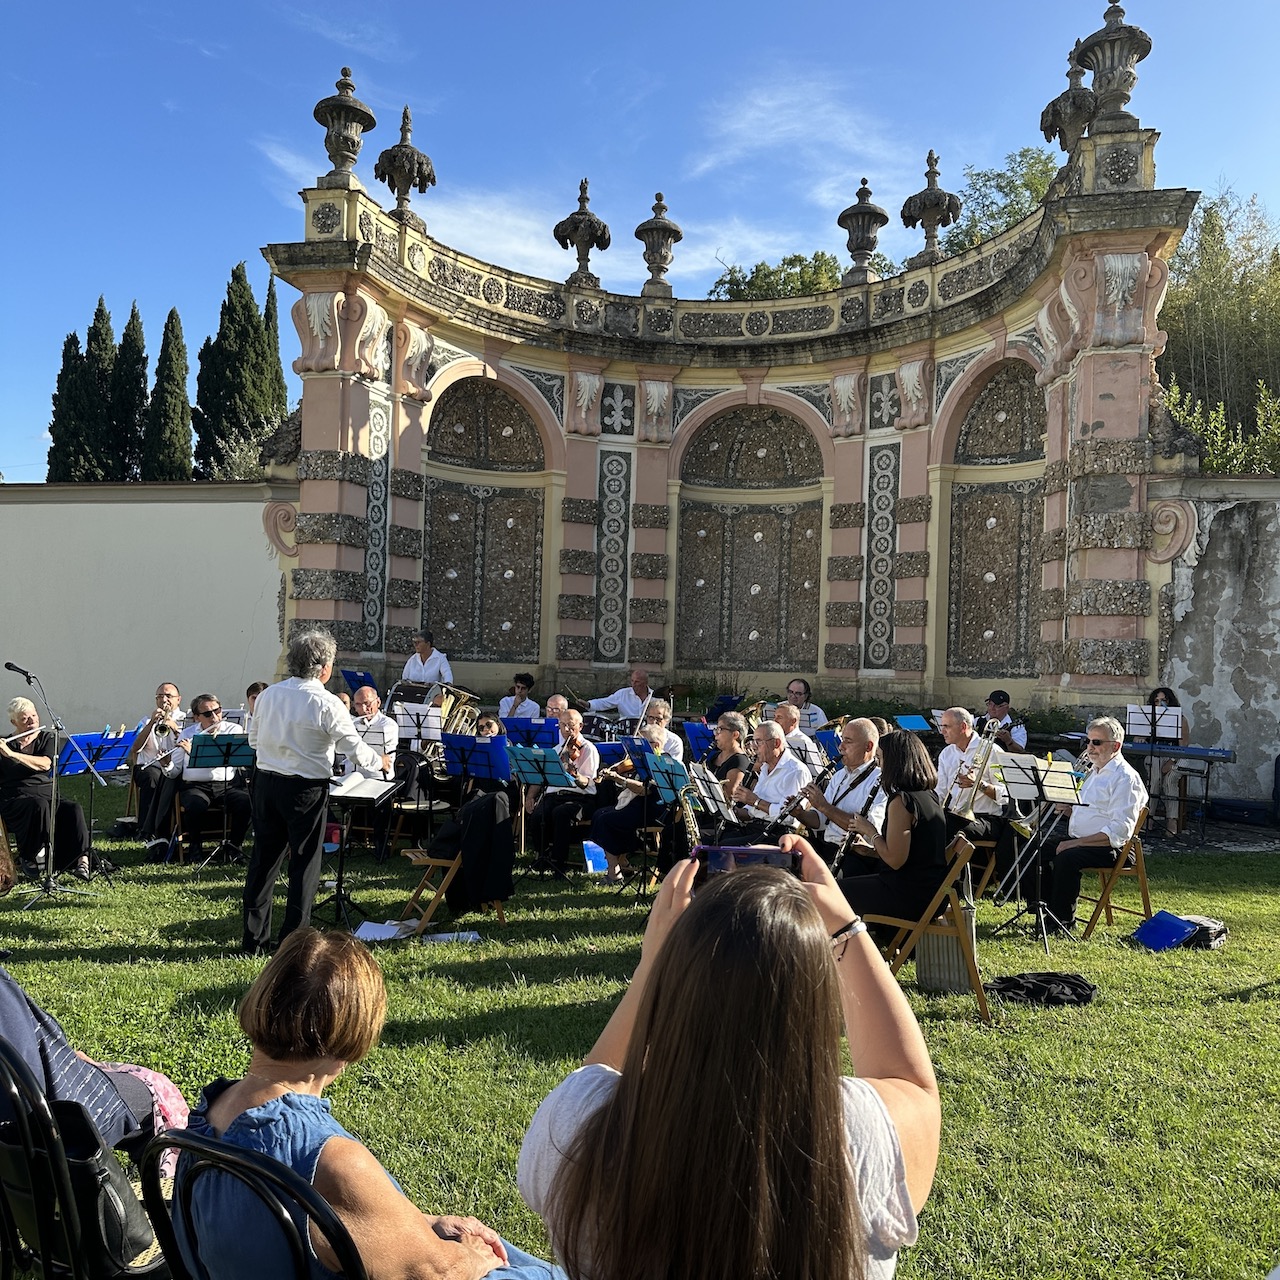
0,1036,165,1280
140,1129,368,1280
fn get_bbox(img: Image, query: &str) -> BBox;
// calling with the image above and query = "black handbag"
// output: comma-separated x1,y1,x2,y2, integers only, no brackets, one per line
0,1097,155,1277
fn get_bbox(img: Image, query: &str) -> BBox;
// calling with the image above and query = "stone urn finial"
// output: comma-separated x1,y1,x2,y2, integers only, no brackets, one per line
374,107,437,233
1075,4,1152,133
634,193,683,298
554,179,612,290
1041,43,1098,154
900,151,962,269
837,178,890,285
313,67,377,190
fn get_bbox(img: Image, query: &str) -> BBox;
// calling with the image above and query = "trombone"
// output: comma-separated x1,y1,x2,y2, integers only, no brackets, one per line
943,720,1000,821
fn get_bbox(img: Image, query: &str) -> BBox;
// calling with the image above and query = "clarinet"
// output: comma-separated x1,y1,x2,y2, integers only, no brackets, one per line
763,760,837,839
832,776,883,875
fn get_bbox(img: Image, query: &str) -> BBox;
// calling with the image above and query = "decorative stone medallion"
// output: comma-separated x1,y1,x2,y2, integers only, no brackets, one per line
311,203,341,234
863,443,899,669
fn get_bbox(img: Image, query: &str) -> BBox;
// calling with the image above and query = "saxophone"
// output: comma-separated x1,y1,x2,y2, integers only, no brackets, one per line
678,784,703,856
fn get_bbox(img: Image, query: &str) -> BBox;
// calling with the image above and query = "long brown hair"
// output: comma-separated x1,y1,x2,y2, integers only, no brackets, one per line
547,869,865,1280
879,729,937,796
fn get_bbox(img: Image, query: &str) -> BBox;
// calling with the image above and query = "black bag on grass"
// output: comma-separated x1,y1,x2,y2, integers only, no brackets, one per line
984,972,1097,1006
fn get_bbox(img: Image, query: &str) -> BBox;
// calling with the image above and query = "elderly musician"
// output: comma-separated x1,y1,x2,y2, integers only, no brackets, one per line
126,680,184,854
526,707,599,878
773,702,824,780
586,668,653,725
725,720,811,845
976,689,1027,751
0,697,92,878
935,707,1008,844
345,685,400,862
401,630,453,686
589,723,668,883
782,677,826,737
1039,716,1147,933
798,718,887,867
244,632,390,955
499,673,541,720
164,694,253,861
639,698,683,761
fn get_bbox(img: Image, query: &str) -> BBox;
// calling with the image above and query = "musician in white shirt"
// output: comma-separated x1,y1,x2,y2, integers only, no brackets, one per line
934,707,1007,843
586,668,653,724
799,719,887,864
499,673,541,720
1042,716,1147,931
639,699,683,762
977,690,1027,750
726,722,812,843
772,703,824,779
527,708,600,876
782,678,826,737
165,694,252,859
244,632,389,955
346,685,401,861
402,630,453,685
127,681,184,848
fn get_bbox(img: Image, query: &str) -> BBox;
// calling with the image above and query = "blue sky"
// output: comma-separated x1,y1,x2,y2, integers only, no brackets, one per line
3,0,1276,482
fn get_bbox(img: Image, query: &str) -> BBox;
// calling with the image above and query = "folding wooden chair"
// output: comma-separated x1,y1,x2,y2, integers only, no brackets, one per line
1079,809,1152,939
398,848,506,936
863,834,991,1023
971,839,999,898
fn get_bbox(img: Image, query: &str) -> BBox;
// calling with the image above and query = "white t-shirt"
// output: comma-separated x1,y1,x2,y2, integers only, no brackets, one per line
518,1063,917,1280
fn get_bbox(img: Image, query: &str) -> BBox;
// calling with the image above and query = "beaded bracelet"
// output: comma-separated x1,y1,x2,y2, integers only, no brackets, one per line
830,918,868,960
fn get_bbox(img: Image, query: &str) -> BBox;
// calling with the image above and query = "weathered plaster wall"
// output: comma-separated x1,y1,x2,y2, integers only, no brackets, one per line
0,484,291,733
1165,484,1280,800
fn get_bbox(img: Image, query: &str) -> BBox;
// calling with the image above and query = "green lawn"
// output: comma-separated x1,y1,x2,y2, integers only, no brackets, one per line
7,778,1280,1279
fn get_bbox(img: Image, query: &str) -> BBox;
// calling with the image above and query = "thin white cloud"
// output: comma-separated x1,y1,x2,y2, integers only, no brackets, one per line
283,7,413,65
256,138,323,209
425,190,577,282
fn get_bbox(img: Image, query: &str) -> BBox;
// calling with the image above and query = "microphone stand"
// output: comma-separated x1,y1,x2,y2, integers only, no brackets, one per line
13,669,99,908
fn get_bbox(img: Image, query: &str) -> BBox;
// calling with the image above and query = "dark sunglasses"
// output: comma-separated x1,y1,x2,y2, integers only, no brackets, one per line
1086,736,1110,746
198,707,222,717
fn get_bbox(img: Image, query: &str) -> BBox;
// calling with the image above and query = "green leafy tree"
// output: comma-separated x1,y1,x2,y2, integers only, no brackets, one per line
192,263,279,479
941,146,1057,256
110,303,148,482
143,308,193,481
708,250,844,300
1164,377,1280,475
263,276,290,422
46,333,91,482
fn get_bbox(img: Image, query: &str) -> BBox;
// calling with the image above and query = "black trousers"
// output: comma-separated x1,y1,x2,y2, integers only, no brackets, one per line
242,772,329,949
131,763,171,838
527,791,590,869
179,779,252,849
1040,835,1124,927
0,793,89,869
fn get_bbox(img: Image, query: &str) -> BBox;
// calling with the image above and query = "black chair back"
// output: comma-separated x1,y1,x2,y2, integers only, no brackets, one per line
140,1129,368,1280
0,1036,163,1280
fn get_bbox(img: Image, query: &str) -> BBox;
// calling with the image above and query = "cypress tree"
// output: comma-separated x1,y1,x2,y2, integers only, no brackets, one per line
263,276,290,422
46,333,91,482
192,263,278,478
111,302,149,481
143,308,193,481
81,297,117,481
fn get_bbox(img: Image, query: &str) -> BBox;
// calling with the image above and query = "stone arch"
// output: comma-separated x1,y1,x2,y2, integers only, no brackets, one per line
930,351,1043,467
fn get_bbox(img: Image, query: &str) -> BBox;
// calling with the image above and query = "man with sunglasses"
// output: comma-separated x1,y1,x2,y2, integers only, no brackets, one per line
1039,716,1147,933
164,694,252,860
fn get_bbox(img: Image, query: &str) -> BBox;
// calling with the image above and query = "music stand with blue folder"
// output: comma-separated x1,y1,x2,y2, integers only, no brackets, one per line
342,668,377,695
187,733,256,869
815,729,841,766
895,714,936,734
56,727,138,884
684,722,715,764
595,741,628,769
500,718,559,748
442,732,512,789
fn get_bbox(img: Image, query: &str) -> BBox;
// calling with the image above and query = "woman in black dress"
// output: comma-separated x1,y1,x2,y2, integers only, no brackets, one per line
837,730,948,920
0,697,91,878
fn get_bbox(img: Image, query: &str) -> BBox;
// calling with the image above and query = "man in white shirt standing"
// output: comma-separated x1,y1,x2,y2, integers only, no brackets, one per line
1041,716,1147,932
402,630,453,686
244,631,390,955
586,668,653,726
798,718,887,866
727,721,812,844
165,694,253,861
772,702,824,779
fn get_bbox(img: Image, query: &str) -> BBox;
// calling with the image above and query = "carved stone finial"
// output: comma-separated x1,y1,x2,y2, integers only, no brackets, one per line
900,151,962,269
374,106,437,234
313,67,377,190
1075,3,1152,133
837,178,890,286
554,179,612,290
1041,43,1098,154
634,192,683,298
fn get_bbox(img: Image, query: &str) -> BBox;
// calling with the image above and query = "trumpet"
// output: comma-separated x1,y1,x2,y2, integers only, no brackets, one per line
944,720,1000,820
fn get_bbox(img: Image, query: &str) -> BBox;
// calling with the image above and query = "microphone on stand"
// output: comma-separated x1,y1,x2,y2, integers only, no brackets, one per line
4,662,34,684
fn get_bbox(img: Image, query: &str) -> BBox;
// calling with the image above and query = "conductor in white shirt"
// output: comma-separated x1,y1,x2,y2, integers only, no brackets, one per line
244,631,390,955
402,630,454,686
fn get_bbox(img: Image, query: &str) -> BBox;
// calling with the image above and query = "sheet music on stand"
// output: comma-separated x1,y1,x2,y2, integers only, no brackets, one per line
998,753,1083,808
394,702,440,752
1126,703,1182,742
441,731,511,783
646,754,691,808
329,773,399,803
504,742,577,791
688,761,740,826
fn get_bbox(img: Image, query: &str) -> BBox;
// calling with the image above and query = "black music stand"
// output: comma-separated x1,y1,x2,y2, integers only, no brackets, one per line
342,668,377,695
441,732,511,794
187,733,255,870
56,728,137,882
321,774,401,930
991,754,1085,952
1126,703,1182,836
688,760,740,838
506,744,577,879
